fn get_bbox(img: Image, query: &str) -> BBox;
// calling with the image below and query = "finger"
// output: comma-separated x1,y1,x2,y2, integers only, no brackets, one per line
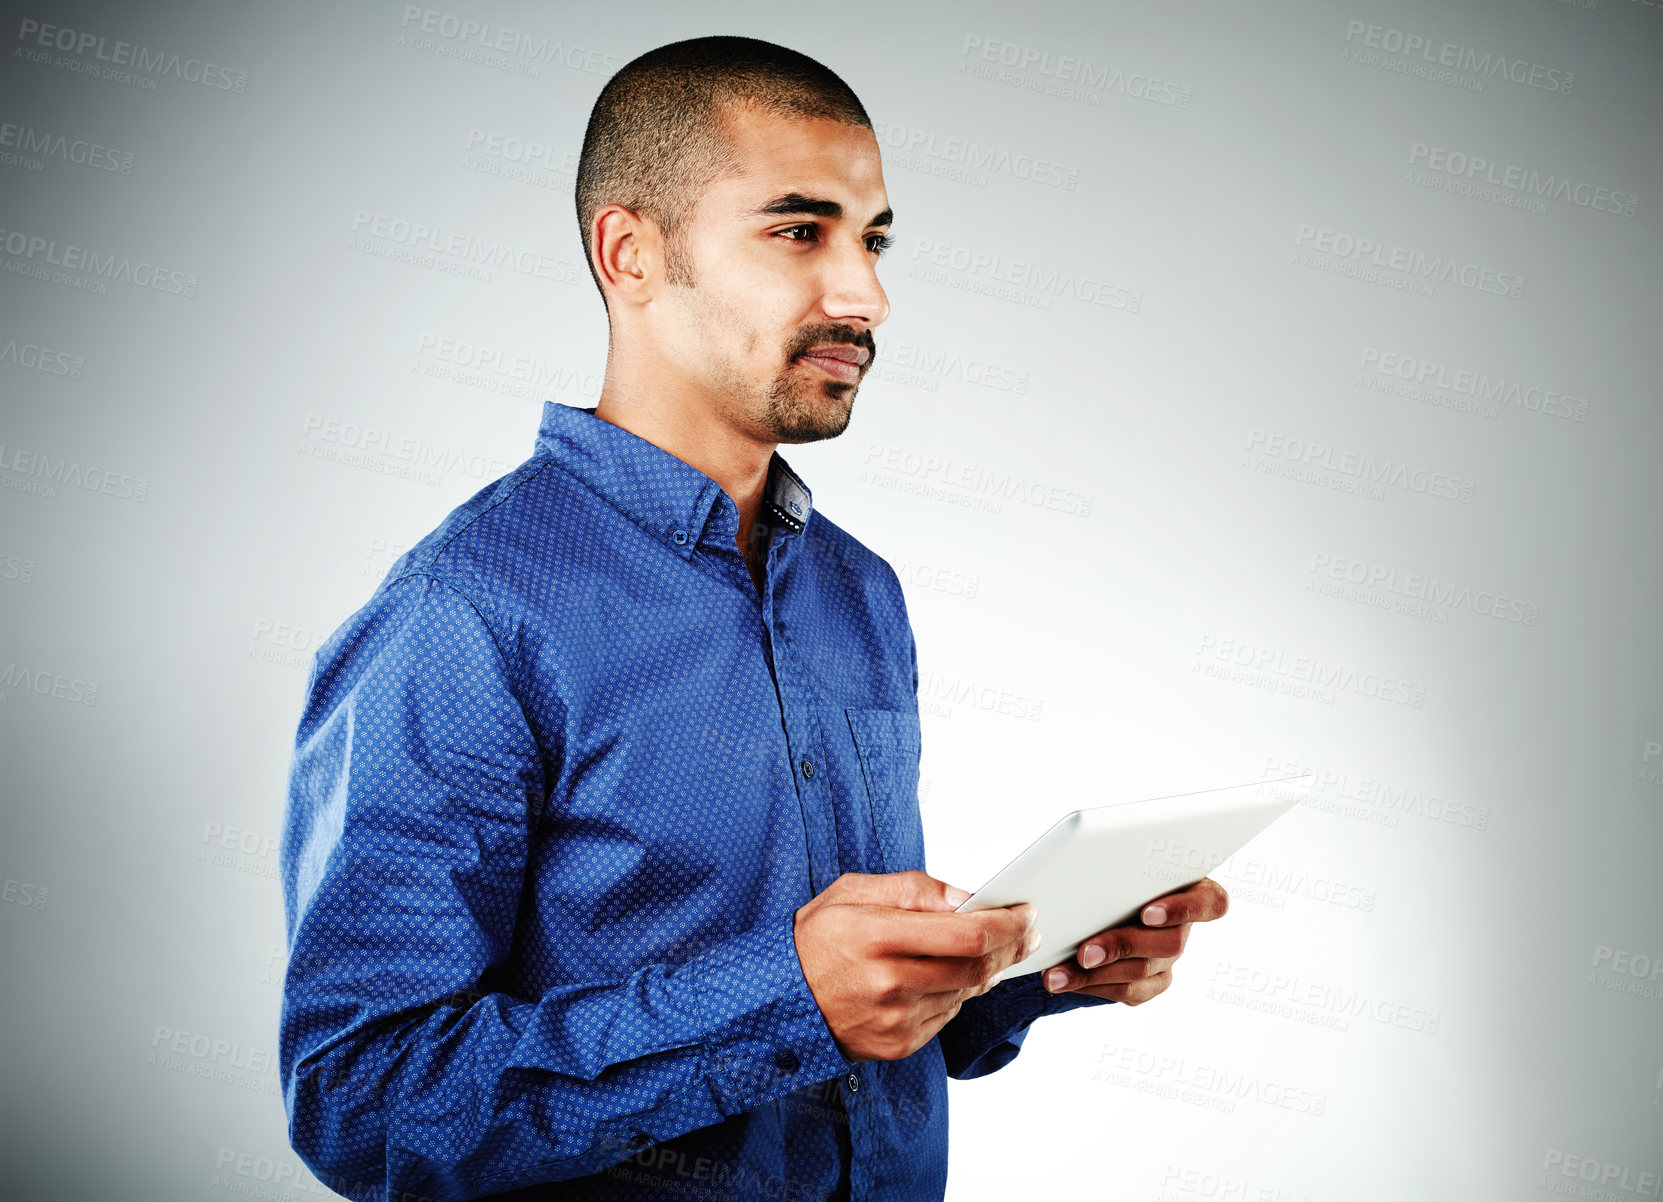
1141,878,1229,926
1051,955,1179,992
1071,924,1186,970
892,938,1037,996
867,903,1035,959
1079,968,1174,1007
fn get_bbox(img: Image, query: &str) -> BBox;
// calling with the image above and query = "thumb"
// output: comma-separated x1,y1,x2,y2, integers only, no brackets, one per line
842,870,972,912
900,870,975,911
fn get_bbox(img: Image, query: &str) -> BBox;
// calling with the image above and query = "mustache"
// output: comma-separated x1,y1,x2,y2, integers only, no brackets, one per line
791,327,876,361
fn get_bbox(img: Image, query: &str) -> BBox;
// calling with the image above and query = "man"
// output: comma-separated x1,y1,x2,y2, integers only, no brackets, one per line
278,35,1227,1202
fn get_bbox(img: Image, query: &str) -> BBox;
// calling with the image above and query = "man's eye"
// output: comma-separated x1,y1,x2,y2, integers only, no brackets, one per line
775,225,893,256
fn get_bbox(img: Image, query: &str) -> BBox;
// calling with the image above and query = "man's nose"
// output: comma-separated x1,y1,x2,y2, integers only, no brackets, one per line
819,240,890,329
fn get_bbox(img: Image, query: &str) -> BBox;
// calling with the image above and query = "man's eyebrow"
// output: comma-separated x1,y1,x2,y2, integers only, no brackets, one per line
749,192,893,227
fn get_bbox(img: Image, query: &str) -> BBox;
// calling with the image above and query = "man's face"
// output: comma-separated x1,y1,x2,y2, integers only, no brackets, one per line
652,102,891,445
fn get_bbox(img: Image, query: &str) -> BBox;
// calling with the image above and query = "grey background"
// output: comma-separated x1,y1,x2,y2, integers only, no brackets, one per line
1,0,1659,1198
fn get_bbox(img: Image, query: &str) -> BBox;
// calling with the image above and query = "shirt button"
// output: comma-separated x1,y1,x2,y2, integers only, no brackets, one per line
775,1048,800,1073
846,1071,859,1092
800,758,815,779
626,1131,650,1150
671,529,688,545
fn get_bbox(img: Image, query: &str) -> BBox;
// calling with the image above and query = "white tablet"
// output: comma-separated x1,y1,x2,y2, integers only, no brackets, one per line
954,774,1316,984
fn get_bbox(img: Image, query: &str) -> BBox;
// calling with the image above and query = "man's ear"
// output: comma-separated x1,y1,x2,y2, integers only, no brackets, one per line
593,204,659,307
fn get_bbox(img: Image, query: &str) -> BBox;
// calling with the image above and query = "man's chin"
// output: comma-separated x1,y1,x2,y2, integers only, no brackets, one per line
768,389,856,444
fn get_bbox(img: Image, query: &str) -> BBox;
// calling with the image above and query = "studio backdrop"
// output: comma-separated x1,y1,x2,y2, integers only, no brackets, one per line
1,0,1659,1199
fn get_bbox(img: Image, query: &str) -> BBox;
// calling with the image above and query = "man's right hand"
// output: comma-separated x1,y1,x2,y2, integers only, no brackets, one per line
792,871,1039,1062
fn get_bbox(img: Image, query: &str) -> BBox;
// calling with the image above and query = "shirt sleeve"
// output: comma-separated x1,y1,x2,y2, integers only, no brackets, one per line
937,971,1116,1080
278,572,852,1202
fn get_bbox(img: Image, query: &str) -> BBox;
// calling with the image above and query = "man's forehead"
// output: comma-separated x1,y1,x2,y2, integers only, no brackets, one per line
713,105,887,220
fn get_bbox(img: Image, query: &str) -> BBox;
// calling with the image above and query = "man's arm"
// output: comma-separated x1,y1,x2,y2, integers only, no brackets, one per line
278,573,851,1202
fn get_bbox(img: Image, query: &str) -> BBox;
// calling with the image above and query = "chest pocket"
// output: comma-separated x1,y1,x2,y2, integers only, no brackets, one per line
845,707,925,874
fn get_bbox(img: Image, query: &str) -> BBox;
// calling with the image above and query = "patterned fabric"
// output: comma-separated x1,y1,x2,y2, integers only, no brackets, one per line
278,402,1112,1202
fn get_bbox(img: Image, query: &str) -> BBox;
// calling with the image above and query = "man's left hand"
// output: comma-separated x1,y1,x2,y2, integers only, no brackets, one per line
1039,878,1229,1005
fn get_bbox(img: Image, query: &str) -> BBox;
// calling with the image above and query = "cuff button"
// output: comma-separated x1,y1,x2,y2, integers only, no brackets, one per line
774,1048,800,1073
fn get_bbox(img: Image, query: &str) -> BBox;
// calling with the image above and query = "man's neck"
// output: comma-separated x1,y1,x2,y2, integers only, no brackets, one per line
592,389,775,592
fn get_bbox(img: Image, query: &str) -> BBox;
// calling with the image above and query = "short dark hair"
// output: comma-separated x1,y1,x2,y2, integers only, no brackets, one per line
575,36,871,299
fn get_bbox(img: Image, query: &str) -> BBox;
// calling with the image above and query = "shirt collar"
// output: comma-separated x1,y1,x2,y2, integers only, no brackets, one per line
533,402,815,559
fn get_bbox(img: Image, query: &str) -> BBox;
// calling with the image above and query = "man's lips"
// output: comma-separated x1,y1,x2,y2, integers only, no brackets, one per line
798,344,869,384
801,344,870,366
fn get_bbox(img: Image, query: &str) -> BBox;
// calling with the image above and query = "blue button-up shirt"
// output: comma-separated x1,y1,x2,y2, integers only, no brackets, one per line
279,401,1111,1202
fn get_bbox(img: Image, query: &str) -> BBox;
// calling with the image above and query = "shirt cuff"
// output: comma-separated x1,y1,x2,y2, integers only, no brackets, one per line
989,969,1120,1017
680,908,853,1116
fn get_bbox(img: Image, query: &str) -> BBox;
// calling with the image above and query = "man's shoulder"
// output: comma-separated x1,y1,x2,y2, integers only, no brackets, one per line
376,450,584,597
799,507,907,609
